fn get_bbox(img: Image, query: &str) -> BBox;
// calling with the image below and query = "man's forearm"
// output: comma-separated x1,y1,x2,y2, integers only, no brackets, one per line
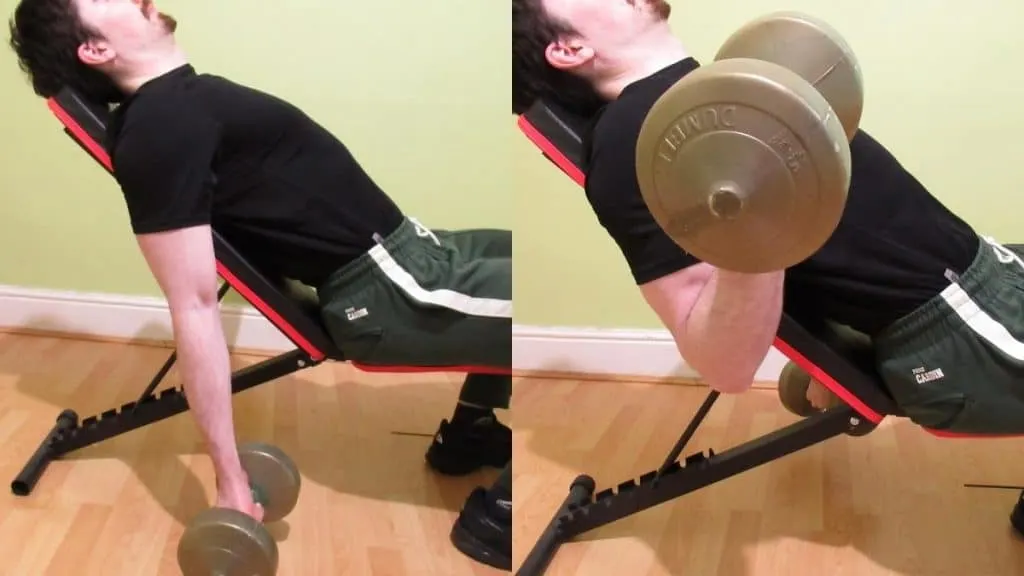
171,305,244,483
681,269,785,392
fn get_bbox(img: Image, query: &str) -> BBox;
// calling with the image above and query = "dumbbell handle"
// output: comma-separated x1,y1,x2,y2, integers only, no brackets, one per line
251,484,268,508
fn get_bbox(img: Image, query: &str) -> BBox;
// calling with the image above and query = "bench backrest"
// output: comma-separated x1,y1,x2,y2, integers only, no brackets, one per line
48,88,340,362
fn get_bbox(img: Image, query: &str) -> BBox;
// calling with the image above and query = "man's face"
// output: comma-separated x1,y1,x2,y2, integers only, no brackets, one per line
73,0,178,68
541,0,671,72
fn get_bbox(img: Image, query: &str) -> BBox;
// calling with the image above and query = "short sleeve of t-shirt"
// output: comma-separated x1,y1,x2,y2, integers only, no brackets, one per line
111,98,221,235
583,105,699,285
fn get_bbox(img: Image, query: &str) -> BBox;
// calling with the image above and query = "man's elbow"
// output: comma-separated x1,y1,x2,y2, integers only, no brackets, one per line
705,373,756,395
172,295,220,316
165,276,222,312
168,292,222,331
686,354,758,394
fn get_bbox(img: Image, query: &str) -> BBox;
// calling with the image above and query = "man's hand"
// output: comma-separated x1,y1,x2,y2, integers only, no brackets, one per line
136,225,260,520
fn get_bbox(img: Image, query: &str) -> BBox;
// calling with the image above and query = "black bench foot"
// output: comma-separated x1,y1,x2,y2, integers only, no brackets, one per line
11,409,78,496
9,348,318,497
517,401,861,575
516,475,596,576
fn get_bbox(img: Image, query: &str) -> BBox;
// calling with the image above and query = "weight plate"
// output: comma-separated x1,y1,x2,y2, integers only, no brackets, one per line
716,11,864,141
177,507,278,576
636,58,851,274
778,361,816,417
239,442,301,523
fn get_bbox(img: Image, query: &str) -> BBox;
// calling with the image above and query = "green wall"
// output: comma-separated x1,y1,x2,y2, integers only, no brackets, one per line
0,0,508,305
4,1,1024,331
514,1,1024,328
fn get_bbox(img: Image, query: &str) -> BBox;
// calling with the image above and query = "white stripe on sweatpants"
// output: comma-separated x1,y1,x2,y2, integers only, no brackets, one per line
367,243,512,319
940,238,1024,361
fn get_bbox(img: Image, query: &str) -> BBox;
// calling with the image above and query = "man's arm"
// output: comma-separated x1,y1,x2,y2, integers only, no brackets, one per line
135,225,248,489
110,100,257,513
640,265,785,393
584,104,784,394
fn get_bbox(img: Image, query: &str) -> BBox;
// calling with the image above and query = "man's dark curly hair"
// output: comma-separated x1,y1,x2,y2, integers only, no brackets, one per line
9,0,124,103
512,0,605,117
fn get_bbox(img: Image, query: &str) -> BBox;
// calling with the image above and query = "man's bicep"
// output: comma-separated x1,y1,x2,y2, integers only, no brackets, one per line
136,225,221,311
113,103,220,235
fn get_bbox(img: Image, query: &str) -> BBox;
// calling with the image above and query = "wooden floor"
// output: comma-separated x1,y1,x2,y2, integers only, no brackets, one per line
0,332,507,575
512,377,1024,575
5,332,1024,575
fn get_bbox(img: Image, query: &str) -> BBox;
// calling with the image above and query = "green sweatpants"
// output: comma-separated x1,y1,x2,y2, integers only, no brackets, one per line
874,236,1024,434
317,217,512,408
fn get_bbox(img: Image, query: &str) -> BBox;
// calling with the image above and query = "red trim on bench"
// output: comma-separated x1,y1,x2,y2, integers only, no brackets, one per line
214,262,327,361
771,337,884,424
517,115,586,186
48,98,113,171
352,362,512,375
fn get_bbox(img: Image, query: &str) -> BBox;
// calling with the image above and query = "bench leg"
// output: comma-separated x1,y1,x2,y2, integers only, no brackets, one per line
516,395,866,576
10,347,319,496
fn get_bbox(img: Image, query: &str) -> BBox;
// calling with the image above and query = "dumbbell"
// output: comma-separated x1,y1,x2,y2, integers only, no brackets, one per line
777,360,824,418
177,442,302,576
716,11,864,141
635,11,863,274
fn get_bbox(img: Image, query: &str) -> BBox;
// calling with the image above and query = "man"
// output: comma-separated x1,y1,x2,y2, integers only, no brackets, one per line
513,0,1024,532
10,0,511,570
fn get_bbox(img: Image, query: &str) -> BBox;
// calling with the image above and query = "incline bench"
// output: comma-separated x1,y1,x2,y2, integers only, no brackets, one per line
11,87,510,497
514,99,1022,575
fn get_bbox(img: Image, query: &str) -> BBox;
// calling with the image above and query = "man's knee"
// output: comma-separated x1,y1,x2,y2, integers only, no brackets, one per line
713,378,756,395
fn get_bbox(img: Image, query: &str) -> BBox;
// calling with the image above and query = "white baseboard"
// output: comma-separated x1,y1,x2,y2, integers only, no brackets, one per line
0,284,293,352
0,284,789,382
511,325,789,382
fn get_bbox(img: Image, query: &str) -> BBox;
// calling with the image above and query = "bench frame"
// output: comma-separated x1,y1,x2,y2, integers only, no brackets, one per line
513,100,1014,575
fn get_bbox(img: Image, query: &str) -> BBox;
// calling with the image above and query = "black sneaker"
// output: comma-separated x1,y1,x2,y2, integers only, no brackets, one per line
451,487,512,571
425,416,511,476
1012,490,1024,538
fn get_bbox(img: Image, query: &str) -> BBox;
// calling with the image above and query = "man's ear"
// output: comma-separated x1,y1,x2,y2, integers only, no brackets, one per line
77,38,114,67
544,37,594,71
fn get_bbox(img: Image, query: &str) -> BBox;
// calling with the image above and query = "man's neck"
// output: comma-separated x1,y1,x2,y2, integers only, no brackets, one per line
116,43,190,95
594,32,690,100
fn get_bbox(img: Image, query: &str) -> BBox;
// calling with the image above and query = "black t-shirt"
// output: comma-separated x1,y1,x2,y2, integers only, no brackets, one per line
105,64,405,288
584,57,980,336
